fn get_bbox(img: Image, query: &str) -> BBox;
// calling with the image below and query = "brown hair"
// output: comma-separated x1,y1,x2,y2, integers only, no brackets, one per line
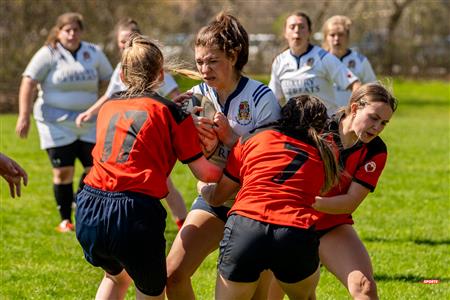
279,95,339,193
121,34,164,96
195,11,249,73
343,82,398,115
46,12,84,48
321,15,352,50
115,17,141,36
285,11,312,32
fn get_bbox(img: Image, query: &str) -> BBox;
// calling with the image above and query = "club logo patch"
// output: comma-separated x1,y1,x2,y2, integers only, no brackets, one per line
236,101,251,125
364,161,376,173
83,51,91,62
306,57,315,67
348,60,356,69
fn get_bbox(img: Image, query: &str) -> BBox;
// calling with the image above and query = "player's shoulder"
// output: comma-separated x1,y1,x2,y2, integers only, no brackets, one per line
309,45,329,60
365,136,387,158
81,41,102,53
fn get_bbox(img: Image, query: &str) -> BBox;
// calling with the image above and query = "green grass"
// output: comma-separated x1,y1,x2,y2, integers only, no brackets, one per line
1,78,449,299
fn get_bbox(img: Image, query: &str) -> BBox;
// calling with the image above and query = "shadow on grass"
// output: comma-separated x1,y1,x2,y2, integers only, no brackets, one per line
364,237,450,246
375,274,449,283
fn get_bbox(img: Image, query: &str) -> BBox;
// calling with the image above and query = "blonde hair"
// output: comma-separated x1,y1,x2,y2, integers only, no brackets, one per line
321,15,352,50
279,95,339,193
46,12,84,48
121,34,164,96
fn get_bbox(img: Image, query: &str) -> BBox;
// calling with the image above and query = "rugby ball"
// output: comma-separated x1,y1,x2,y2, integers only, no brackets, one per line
181,93,202,114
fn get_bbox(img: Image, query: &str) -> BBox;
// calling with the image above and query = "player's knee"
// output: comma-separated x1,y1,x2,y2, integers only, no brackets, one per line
348,272,378,300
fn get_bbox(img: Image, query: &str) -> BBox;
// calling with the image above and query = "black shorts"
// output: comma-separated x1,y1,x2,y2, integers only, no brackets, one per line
46,140,94,168
75,185,167,296
218,214,319,284
190,194,230,222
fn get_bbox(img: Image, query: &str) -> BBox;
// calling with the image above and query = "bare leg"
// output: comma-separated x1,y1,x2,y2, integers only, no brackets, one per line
166,209,225,300
135,287,164,300
267,273,286,300
215,273,259,300
95,270,132,300
165,177,187,229
319,224,378,300
278,266,320,300
251,270,272,300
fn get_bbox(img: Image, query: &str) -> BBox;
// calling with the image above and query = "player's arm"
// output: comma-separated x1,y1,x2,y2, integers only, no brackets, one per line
348,80,361,92
187,156,222,183
199,173,239,207
16,76,38,138
312,181,370,214
76,93,109,127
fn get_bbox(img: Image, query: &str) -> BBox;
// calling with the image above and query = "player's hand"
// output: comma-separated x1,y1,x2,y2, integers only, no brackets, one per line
15,116,30,138
213,112,238,147
75,111,92,128
173,91,193,106
194,116,216,140
0,153,28,198
199,131,219,158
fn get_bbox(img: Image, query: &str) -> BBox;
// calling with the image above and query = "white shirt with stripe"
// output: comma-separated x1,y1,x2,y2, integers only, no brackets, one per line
269,45,358,115
334,49,377,107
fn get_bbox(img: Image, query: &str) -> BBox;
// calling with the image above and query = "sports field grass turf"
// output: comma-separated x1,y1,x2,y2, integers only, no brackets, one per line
0,78,448,299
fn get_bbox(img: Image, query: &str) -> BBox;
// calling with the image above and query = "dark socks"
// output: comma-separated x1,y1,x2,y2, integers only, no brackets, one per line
54,183,73,221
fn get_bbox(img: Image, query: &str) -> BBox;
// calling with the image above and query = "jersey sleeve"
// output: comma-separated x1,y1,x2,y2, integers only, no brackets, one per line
105,64,126,98
224,140,243,183
360,58,377,84
323,53,359,90
170,112,203,164
95,47,113,81
22,46,53,82
268,57,284,102
254,88,281,128
158,73,179,97
353,151,387,192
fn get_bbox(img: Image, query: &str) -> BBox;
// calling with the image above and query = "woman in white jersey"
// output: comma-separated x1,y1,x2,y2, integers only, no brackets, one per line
75,18,188,230
166,12,281,300
322,15,377,107
269,11,360,115
15,12,113,232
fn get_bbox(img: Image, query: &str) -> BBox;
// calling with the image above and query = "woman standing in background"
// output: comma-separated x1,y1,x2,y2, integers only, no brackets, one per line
15,12,113,232
322,15,377,107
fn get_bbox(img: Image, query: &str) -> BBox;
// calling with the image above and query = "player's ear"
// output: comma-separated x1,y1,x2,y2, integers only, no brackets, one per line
158,69,164,82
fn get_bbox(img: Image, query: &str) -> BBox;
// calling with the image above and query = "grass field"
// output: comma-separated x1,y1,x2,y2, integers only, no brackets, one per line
0,78,449,299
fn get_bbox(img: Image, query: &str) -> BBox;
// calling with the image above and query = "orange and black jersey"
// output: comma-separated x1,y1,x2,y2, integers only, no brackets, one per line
316,113,388,230
85,92,202,199
225,126,326,229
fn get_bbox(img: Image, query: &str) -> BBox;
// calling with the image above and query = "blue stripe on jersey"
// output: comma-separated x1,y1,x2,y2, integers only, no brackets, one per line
255,88,271,107
254,84,269,101
252,84,265,98
199,82,206,95
318,48,328,60
223,76,249,115
340,49,352,61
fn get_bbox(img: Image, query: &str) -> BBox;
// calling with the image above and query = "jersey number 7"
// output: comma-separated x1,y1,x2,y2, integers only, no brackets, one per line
271,142,309,184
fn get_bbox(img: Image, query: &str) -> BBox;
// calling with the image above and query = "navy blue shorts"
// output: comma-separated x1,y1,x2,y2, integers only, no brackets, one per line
75,185,167,296
190,194,230,222
218,214,319,283
46,140,94,168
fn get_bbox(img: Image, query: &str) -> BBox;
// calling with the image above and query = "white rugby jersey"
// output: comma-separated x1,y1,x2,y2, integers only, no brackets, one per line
105,63,179,98
24,41,113,119
269,45,358,115
334,49,377,107
191,76,281,166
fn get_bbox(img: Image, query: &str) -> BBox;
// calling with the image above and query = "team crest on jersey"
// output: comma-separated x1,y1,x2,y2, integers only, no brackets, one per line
236,101,251,125
83,51,91,62
348,60,356,69
364,161,376,173
306,57,315,67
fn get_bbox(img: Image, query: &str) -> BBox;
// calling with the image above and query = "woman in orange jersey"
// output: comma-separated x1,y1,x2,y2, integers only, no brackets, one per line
75,34,222,300
199,95,339,300
269,83,397,300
